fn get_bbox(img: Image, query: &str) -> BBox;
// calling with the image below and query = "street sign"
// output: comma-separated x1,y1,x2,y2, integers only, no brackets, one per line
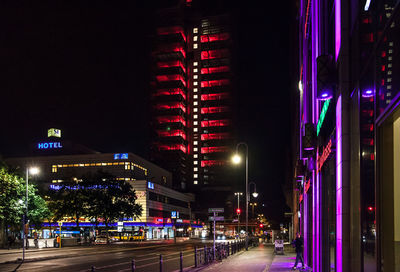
209,216,224,221
208,208,224,213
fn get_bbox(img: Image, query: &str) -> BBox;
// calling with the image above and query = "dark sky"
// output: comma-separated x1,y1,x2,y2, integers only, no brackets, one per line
0,0,295,223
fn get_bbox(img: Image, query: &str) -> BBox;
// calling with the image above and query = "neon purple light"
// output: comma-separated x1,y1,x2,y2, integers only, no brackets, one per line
362,89,374,98
336,95,343,272
335,0,341,60
304,193,308,265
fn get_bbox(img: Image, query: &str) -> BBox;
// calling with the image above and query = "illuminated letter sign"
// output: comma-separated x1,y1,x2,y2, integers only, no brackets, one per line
317,99,331,136
114,153,128,160
48,128,61,138
147,181,154,189
37,142,63,149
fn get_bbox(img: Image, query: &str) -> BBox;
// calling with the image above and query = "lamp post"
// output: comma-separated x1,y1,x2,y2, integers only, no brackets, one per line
232,142,249,250
23,167,39,261
234,192,242,236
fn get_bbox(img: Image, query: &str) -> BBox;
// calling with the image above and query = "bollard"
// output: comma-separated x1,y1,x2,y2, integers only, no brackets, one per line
160,254,163,272
180,251,183,272
91,266,95,272
194,247,198,267
131,259,136,272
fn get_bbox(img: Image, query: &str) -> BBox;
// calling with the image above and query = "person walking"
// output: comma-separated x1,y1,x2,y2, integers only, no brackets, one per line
292,232,305,270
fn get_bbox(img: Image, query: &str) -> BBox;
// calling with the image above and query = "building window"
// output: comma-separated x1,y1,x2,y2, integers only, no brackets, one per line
193,43,198,49
194,167,198,171
193,28,198,33
194,68,198,73
194,121,198,125
194,101,198,106
194,128,198,132
193,36,198,41
194,108,198,112
194,154,198,158
194,174,198,178
194,88,198,92
194,147,198,152
194,75,198,79
194,114,198,119
194,160,198,165
194,180,198,185
194,81,198,86
194,140,198,145
194,62,198,66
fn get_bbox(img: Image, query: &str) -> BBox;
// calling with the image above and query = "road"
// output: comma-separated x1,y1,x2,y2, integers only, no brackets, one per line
0,239,223,272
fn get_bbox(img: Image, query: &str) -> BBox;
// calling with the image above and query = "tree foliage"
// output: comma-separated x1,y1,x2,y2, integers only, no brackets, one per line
48,171,142,235
0,166,51,230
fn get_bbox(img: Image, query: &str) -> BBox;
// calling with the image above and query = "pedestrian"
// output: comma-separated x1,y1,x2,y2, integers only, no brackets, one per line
292,232,305,270
33,232,39,248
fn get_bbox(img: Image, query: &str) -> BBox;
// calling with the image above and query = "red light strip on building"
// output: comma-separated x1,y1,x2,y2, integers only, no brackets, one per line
158,144,187,153
156,74,186,87
154,102,186,113
201,160,225,167
201,79,230,88
201,146,228,154
157,60,186,73
317,139,332,172
201,93,229,101
157,26,186,42
201,133,229,140
157,130,186,140
201,49,229,60
201,66,229,74
153,89,186,100
156,116,186,126
200,33,229,43
201,106,229,114
201,119,230,127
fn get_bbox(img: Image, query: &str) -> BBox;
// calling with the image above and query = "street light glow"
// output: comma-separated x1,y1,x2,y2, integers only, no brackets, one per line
252,192,259,198
29,167,40,175
231,154,241,164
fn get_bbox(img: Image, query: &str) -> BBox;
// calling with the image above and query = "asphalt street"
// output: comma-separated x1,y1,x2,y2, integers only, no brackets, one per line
0,239,218,272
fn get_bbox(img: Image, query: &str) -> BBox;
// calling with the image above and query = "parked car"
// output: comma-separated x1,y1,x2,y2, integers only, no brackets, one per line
94,235,117,244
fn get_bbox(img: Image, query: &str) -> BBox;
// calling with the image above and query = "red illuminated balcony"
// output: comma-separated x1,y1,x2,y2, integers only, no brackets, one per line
156,74,186,87
157,130,186,140
201,79,229,88
157,26,186,42
201,133,230,140
201,106,229,114
201,66,229,74
201,160,225,167
200,33,229,43
156,116,186,126
201,49,229,60
201,146,228,153
158,144,187,153
201,93,229,101
201,119,230,127
153,88,186,100
157,60,186,73
154,102,186,112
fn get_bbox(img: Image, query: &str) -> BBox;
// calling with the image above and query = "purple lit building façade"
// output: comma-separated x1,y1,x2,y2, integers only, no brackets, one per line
293,0,400,271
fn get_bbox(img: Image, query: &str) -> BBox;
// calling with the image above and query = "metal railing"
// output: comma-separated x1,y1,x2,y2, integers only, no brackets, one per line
88,238,254,271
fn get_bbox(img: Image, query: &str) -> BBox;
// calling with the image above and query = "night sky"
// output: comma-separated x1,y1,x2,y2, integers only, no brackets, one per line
0,0,295,223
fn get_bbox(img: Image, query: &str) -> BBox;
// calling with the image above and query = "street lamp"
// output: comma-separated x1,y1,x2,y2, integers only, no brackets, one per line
249,181,258,198
23,166,39,261
234,192,242,236
231,142,249,250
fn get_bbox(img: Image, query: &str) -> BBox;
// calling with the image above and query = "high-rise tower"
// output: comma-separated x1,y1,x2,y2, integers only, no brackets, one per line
150,1,235,204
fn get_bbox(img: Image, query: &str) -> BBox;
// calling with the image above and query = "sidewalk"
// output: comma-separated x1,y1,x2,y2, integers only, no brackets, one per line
184,243,298,272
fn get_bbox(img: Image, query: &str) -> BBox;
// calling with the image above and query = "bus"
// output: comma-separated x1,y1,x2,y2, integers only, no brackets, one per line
101,230,145,241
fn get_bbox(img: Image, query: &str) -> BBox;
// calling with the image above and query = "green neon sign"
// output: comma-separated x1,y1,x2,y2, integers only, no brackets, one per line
317,99,331,136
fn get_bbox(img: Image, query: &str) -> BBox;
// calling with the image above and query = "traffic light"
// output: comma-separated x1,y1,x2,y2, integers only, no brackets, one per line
236,208,241,215
259,224,264,228
367,206,374,212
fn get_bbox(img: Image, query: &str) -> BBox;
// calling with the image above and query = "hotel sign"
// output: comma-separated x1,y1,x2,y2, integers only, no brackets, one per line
37,142,63,149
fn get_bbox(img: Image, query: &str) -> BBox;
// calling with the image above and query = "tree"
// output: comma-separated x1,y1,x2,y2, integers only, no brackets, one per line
84,171,143,242
48,178,88,227
0,165,51,246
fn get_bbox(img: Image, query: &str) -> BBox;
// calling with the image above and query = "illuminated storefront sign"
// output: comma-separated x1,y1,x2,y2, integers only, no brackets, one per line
114,153,128,160
147,181,155,189
48,128,61,138
37,142,63,149
317,99,331,136
317,139,332,171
